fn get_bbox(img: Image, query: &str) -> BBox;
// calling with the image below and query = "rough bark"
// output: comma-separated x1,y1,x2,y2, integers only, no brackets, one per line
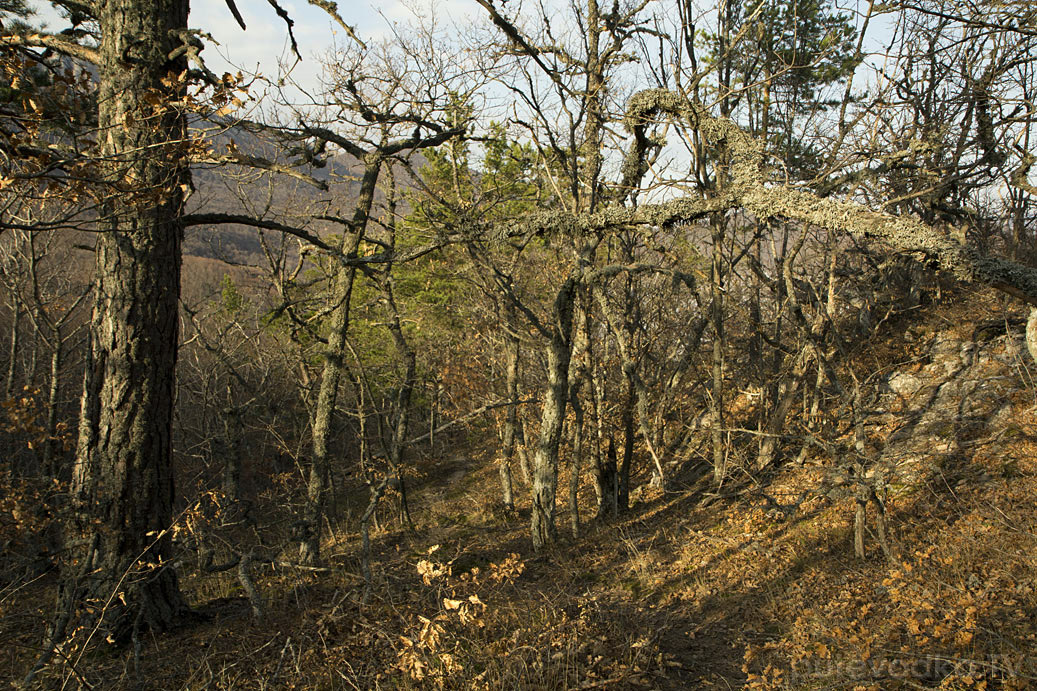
579,0,604,211
58,0,190,645
567,297,590,538
531,278,577,550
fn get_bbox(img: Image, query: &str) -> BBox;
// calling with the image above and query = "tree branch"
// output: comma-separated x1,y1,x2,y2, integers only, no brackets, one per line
0,32,99,65
192,151,329,190
617,89,1037,306
182,213,458,268
306,0,366,49
224,0,247,30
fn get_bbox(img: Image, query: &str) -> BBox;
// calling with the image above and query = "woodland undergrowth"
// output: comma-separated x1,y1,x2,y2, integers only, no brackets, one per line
2,289,1037,690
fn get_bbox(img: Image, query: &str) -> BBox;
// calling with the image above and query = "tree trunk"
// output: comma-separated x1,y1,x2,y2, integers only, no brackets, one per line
27,319,39,389
1026,308,1037,368
592,284,666,486
568,401,583,537
757,345,811,469
710,218,726,486
300,156,381,565
516,418,532,484
42,337,62,477
531,278,576,550
589,358,606,511
299,261,353,565
618,376,635,510
500,331,520,510
58,0,190,645
429,377,438,452
222,402,243,505
567,298,589,538
381,168,415,530
596,437,619,519
4,292,18,399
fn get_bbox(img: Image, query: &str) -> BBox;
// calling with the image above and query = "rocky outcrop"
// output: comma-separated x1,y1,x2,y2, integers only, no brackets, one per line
873,325,1027,487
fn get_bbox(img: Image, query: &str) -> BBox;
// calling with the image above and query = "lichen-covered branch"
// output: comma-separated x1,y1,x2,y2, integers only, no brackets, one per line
1011,153,1037,197
191,151,329,190
618,88,1037,306
484,88,1037,305
484,195,734,242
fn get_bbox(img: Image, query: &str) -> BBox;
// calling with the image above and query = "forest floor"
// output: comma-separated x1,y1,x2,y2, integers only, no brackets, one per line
4,287,1037,690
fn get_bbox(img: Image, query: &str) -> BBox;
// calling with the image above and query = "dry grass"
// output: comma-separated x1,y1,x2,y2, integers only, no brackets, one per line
3,290,1037,689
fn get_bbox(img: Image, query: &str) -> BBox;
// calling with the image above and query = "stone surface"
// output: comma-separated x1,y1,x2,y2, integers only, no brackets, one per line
886,372,923,396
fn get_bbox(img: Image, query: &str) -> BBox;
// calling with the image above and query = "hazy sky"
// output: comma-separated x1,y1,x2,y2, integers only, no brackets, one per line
23,0,889,136
26,1,886,95
191,1,484,86
28,0,486,92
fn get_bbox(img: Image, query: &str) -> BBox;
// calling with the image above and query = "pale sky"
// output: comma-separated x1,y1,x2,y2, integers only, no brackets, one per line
189,0,485,89
26,0,888,99
23,0,892,162
28,0,486,93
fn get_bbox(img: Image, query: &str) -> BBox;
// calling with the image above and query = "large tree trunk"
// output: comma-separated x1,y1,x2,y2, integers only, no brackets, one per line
59,0,190,645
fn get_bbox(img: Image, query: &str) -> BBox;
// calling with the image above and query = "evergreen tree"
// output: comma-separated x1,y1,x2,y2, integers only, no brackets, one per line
705,0,859,174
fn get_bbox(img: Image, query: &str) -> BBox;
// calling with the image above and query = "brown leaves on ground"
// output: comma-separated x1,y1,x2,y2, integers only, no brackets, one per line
4,293,1037,689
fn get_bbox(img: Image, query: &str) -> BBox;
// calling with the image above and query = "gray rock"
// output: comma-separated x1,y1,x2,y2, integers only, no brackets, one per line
887,372,923,396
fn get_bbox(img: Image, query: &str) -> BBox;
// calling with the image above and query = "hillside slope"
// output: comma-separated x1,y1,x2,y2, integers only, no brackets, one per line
3,290,1036,690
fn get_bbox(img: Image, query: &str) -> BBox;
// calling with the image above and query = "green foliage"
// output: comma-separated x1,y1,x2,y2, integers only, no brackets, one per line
479,121,541,217
738,0,858,104
398,96,543,342
406,91,475,228
405,93,541,230
702,0,860,174
218,273,245,314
